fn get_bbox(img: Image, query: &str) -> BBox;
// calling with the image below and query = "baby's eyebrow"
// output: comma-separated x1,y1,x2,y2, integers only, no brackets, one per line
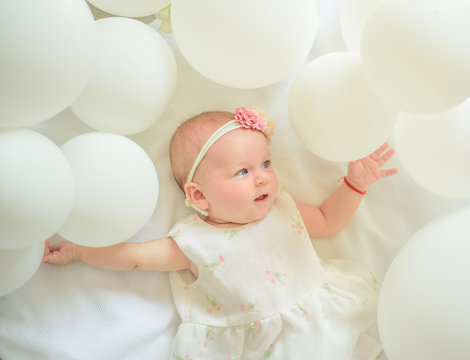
232,160,248,169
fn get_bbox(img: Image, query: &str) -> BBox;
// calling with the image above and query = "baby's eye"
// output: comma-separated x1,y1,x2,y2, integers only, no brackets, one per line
236,168,248,176
262,160,271,169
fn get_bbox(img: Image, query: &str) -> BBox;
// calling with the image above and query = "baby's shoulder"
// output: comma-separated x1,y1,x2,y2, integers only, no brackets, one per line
273,186,299,213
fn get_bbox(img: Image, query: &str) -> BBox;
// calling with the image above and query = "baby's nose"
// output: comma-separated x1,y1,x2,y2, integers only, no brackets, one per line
255,176,266,185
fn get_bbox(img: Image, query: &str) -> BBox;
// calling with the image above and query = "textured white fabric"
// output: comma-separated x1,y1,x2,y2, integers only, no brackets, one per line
1,0,469,359
168,189,379,360
350,334,384,360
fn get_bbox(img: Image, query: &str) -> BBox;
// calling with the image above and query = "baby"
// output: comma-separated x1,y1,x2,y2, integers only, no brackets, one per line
44,107,397,360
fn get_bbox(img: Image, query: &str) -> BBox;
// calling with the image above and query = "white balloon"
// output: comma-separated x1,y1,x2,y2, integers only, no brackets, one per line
87,0,170,17
361,0,470,114
288,52,398,162
171,0,317,89
378,206,470,360
340,0,381,53
58,133,159,247
0,129,74,249
70,17,177,135
0,241,45,297
0,0,95,128
394,98,470,198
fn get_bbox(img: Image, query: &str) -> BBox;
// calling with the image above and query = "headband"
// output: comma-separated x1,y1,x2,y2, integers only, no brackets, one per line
185,106,274,216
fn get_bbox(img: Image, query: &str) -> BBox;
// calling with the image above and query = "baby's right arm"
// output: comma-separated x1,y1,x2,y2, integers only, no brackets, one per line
42,236,191,273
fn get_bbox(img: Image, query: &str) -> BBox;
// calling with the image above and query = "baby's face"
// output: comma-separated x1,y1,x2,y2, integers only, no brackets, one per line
195,128,278,227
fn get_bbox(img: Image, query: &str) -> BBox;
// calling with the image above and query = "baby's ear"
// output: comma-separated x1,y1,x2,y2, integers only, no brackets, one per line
184,182,209,212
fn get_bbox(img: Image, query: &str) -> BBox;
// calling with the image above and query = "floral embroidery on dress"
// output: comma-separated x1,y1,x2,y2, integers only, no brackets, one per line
290,216,305,235
204,255,225,274
206,295,221,314
266,270,287,285
170,229,181,240
369,271,381,292
224,227,245,238
240,301,258,313
264,344,274,358
204,327,215,347
298,305,310,321
183,283,193,291
248,321,262,336
174,355,192,360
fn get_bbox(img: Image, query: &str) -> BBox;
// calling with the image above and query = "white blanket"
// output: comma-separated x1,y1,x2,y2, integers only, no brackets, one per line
1,1,468,359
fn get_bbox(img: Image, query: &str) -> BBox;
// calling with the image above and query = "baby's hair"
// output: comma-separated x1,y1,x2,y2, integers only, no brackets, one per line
169,111,235,190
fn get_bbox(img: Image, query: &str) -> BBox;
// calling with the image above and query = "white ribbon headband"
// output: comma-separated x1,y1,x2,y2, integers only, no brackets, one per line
186,120,242,185
184,120,242,215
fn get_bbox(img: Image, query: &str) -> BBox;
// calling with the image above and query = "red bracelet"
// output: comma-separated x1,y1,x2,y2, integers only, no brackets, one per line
339,176,367,195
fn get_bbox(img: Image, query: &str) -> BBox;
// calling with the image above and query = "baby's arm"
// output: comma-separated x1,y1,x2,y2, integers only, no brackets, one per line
296,182,364,238
296,143,397,238
43,236,191,273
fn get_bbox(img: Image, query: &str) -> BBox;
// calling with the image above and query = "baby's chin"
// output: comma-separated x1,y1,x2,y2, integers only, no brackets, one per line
244,204,275,224
206,196,276,227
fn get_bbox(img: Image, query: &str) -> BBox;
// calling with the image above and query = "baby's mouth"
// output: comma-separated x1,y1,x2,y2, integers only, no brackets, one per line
255,194,268,202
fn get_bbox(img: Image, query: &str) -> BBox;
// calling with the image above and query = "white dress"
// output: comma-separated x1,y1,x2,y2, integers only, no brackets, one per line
168,188,381,360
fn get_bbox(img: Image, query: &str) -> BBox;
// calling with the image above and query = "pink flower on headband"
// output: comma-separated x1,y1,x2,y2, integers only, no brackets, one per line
235,107,267,132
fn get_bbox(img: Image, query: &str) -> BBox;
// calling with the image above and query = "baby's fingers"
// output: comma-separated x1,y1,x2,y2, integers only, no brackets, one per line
381,148,395,163
42,243,76,266
381,167,398,177
375,147,396,167
374,142,391,156
42,240,52,261
42,249,59,264
42,252,67,266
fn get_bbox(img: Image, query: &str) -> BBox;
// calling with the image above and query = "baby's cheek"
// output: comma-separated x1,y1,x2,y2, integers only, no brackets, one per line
218,188,242,207
271,173,279,189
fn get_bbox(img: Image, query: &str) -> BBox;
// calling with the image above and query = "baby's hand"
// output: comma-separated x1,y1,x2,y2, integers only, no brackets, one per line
347,142,398,189
42,239,78,266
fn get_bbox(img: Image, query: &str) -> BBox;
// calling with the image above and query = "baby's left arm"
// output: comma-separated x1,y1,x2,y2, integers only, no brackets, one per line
296,143,397,238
